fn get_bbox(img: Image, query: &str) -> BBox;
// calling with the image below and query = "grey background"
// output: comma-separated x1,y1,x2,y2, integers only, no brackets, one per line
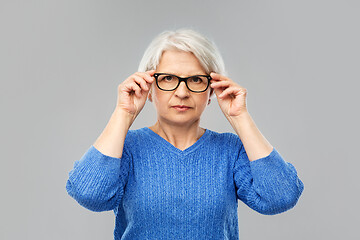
1,0,359,239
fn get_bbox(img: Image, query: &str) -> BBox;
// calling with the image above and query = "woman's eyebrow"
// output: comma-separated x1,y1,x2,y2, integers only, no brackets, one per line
163,72,207,76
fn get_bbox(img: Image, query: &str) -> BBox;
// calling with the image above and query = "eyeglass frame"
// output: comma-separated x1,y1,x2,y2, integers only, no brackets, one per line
153,73,212,93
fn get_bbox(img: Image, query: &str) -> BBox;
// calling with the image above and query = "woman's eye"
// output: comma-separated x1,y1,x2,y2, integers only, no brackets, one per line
190,77,202,83
164,76,174,81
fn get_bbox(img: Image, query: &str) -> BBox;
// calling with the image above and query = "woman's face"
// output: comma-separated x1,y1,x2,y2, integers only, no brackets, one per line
149,49,212,127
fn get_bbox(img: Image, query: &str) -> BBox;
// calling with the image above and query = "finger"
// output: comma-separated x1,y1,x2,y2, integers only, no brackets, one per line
211,78,245,90
125,82,142,97
210,80,232,89
146,69,156,76
210,72,231,82
133,83,143,98
136,71,154,84
133,74,150,91
145,70,156,79
218,86,243,99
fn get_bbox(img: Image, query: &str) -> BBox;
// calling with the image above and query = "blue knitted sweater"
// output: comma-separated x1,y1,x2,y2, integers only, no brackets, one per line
66,127,304,240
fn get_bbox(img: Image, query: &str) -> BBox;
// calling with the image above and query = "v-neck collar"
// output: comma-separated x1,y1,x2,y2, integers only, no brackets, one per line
142,127,211,155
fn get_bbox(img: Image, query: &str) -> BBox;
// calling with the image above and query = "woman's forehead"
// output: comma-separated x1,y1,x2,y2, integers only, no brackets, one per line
156,50,207,76
158,71,207,76
155,64,207,76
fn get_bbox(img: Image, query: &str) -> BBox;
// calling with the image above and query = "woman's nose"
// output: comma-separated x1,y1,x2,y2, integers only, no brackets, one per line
174,81,190,98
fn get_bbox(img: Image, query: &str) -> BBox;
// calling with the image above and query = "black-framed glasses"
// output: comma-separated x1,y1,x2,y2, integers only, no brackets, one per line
153,73,212,93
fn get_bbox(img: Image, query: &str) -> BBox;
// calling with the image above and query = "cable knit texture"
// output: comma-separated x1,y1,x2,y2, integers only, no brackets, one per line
66,127,304,240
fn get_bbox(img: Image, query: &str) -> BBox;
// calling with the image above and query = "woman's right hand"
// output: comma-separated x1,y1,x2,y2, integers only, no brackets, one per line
116,70,156,119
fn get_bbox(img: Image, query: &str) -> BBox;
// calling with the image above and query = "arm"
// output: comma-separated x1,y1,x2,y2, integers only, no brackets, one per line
93,108,134,158
66,108,134,212
225,94,304,214
209,72,304,214
232,135,304,215
66,70,155,211
228,111,273,162
66,142,132,212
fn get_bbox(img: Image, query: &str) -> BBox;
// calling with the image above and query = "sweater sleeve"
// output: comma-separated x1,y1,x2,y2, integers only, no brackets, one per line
232,137,304,215
65,144,132,212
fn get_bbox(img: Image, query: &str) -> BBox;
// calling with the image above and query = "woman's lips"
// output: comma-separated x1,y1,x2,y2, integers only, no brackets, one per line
172,105,192,111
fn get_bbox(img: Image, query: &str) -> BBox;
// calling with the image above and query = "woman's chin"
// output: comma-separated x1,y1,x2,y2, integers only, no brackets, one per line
159,114,200,127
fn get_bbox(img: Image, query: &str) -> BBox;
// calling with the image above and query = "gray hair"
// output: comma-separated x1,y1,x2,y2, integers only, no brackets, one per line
137,28,227,76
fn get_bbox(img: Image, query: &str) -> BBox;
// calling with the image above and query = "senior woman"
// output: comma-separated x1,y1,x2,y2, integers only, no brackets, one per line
66,28,304,239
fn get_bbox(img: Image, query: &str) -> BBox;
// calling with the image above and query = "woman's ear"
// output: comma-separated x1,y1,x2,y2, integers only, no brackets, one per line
207,88,214,105
209,88,214,98
148,88,153,102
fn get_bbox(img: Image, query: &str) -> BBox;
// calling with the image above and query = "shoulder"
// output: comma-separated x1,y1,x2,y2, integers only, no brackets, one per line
206,129,243,147
120,127,152,157
124,127,149,145
205,129,244,165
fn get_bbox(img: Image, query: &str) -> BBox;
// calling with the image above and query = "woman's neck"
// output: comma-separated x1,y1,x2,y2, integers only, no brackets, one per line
149,119,205,151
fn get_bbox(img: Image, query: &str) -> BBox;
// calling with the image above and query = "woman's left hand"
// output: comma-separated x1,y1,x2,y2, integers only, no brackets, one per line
210,72,249,119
